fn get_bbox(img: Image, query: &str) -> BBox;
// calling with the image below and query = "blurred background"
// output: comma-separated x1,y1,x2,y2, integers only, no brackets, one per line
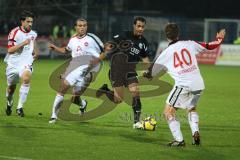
1,0,240,65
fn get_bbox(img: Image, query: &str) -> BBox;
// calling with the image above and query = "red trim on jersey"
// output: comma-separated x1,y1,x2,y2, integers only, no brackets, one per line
196,37,223,50
19,26,31,33
8,28,19,47
7,45,14,48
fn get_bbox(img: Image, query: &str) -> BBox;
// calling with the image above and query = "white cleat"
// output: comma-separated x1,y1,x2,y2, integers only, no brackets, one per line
49,118,57,124
79,99,87,115
133,121,143,129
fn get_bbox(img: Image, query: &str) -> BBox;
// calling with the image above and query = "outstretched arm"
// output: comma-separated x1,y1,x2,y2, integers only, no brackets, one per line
48,43,69,54
197,29,226,50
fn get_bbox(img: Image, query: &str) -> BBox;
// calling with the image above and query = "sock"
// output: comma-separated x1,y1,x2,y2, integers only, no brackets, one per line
51,94,64,119
6,90,13,106
132,96,141,123
17,84,30,109
188,112,199,135
168,117,183,142
105,90,115,102
71,96,86,109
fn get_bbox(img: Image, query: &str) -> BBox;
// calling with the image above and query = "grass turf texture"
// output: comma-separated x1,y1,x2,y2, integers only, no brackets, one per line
0,59,240,160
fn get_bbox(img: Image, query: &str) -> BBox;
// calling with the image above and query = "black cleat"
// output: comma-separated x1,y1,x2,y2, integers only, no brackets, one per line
80,100,87,115
96,84,109,98
192,131,201,146
16,108,24,117
6,104,12,116
168,140,186,147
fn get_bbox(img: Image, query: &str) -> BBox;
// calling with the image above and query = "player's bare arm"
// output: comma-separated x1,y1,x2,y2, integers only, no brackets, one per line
48,43,69,54
33,40,39,60
7,39,30,54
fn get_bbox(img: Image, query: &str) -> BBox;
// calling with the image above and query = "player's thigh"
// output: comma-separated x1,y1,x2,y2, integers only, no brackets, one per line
6,66,20,86
113,86,124,101
128,82,140,97
166,86,202,110
73,73,93,96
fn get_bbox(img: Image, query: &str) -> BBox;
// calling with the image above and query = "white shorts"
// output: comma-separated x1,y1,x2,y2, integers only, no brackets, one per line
64,67,92,92
6,65,33,86
166,86,202,110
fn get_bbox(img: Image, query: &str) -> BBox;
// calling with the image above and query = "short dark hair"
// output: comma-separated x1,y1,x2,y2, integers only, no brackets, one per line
74,18,87,26
165,23,180,40
134,16,146,25
19,10,34,21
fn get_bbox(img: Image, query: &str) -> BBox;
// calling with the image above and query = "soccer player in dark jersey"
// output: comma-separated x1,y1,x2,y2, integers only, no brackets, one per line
96,17,151,128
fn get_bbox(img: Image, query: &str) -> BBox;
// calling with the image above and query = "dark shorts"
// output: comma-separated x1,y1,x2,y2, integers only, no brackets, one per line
109,69,138,87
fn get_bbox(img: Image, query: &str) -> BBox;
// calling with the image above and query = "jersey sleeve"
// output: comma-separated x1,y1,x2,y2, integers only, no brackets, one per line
112,32,125,43
66,39,73,52
193,36,224,54
140,40,150,58
151,51,168,76
7,28,19,48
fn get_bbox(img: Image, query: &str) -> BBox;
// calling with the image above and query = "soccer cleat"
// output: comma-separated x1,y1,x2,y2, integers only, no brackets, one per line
133,121,143,129
168,140,186,147
16,108,24,117
5,104,12,116
192,131,201,146
96,84,110,98
79,100,87,115
49,118,57,124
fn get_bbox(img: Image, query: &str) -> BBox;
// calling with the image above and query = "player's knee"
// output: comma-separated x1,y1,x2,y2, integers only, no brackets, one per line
164,112,175,121
8,85,16,94
188,107,196,113
164,106,176,121
22,76,31,84
131,90,140,97
114,97,123,104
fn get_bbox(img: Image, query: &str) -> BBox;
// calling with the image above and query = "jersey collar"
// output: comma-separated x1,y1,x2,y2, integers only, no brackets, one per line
168,40,179,46
19,26,31,33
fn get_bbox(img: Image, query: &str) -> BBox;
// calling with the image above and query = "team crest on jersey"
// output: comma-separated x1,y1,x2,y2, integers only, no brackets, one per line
139,43,143,49
31,36,34,40
84,42,88,46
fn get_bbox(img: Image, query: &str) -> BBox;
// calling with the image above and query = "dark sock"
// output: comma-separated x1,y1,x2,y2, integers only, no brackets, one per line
71,96,82,106
105,90,115,102
132,96,141,123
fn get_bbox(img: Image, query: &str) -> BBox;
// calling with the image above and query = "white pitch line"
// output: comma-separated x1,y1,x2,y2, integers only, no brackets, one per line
0,155,32,160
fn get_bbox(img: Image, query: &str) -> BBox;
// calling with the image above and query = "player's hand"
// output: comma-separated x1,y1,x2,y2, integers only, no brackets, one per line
217,29,226,39
48,43,56,50
142,70,153,80
33,54,39,60
104,42,116,52
23,39,31,46
90,57,100,66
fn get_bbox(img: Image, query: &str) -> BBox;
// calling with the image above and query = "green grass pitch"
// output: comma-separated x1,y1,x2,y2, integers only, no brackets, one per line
0,59,240,160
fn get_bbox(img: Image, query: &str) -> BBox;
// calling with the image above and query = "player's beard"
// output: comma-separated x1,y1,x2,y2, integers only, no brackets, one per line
24,26,31,32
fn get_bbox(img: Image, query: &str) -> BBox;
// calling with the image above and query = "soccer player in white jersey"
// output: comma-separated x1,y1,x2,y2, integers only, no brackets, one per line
5,10,39,117
143,23,226,146
48,18,104,123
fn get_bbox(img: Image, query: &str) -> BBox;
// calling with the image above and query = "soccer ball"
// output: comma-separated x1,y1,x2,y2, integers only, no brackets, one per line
142,117,157,131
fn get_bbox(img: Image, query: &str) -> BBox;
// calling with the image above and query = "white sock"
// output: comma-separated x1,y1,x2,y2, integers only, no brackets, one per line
80,99,86,109
17,84,30,109
6,90,13,106
51,94,64,119
188,112,199,135
168,118,183,142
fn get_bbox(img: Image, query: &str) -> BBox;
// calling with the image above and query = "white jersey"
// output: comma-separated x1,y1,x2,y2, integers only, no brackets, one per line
153,40,207,91
66,33,103,58
65,33,104,74
4,27,37,67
